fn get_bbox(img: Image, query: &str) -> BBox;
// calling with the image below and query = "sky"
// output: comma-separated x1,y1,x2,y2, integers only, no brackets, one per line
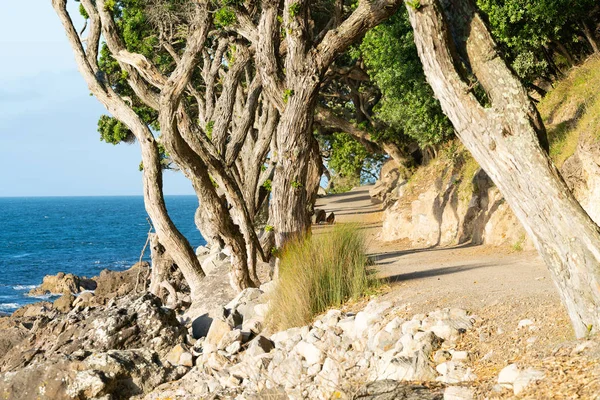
0,2,194,196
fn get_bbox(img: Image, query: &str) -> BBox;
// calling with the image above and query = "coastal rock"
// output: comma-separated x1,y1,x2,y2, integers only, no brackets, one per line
72,291,95,308
94,262,151,304
0,348,184,400
0,293,185,372
28,272,96,296
12,301,54,319
53,293,75,313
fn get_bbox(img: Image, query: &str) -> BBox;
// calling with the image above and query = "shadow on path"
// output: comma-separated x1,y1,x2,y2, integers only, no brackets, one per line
370,242,479,265
383,263,492,283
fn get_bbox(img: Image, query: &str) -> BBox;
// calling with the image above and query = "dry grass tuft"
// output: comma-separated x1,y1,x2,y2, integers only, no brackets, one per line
266,224,378,331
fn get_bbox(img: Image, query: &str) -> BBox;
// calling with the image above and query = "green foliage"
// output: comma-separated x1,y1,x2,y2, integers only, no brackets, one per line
266,225,378,330
98,115,135,144
214,7,237,28
477,0,597,81
262,179,272,192
360,11,454,147
264,225,274,232
283,89,295,104
206,121,215,140
324,133,385,193
291,180,303,189
79,3,89,19
289,2,301,18
104,0,116,12
406,0,421,10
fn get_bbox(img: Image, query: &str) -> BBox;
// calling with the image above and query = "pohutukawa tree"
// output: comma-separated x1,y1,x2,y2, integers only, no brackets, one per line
241,0,402,247
406,0,600,337
54,0,278,297
54,0,402,295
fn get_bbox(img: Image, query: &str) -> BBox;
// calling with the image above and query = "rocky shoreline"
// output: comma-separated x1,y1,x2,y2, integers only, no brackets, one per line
1,246,578,400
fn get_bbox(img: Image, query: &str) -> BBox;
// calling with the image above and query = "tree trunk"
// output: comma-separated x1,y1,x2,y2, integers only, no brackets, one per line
149,233,174,296
582,20,600,54
269,79,320,248
407,0,600,338
551,40,576,67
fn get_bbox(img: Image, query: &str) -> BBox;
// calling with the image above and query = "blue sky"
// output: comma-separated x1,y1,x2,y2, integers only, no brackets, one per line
0,2,194,196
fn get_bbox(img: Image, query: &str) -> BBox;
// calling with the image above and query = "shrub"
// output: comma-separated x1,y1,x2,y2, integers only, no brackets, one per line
266,225,378,330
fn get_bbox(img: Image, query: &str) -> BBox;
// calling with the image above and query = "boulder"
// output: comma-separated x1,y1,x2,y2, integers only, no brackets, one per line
204,318,232,351
28,272,96,296
53,293,75,313
72,291,95,308
369,159,401,203
94,262,151,304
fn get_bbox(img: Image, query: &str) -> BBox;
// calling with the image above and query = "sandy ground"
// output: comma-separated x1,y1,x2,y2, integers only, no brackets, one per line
315,186,600,399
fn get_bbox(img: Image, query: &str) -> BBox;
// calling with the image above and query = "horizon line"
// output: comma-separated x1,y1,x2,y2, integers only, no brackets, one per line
0,194,197,199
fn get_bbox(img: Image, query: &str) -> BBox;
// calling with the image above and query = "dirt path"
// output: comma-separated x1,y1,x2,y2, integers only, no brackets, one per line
315,186,600,398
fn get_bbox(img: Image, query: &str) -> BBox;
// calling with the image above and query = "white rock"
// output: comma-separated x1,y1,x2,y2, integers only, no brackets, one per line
254,303,269,318
430,324,454,341
306,363,322,377
337,316,356,338
195,245,210,256
314,357,342,398
450,350,469,362
294,341,325,366
571,341,594,355
259,280,277,295
513,368,545,395
517,319,534,329
225,341,241,355
498,364,520,387
371,329,396,352
218,329,242,351
402,320,421,335
321,309,342,327
179,352,194,367
436,361,477,383
444,386,474,400
433,350,452,364
384,317,404,333
269,354,303,389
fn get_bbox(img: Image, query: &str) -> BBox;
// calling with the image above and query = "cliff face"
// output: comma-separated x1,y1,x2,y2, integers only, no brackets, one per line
377,154,532,250
378,56,600,250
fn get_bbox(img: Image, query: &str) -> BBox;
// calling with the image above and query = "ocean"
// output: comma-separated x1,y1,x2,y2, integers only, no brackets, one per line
0,196,205,313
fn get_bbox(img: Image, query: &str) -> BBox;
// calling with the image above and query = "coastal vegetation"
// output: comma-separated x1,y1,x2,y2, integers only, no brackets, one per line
267,225,377,330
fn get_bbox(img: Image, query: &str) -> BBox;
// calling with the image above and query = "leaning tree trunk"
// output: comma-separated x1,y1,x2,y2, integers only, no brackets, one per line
407,0,600,338
582,20,600,54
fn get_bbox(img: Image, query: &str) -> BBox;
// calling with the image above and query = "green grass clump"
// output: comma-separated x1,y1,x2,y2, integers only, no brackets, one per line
266,225,378,330
538,56,600,167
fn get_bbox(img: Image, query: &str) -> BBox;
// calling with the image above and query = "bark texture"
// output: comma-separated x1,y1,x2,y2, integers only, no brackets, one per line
407,0,600,337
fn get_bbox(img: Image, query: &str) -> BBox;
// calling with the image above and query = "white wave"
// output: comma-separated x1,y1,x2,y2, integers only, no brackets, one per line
27,293,55,300
12,253,32,259
0,303,20,310
13,285,37,291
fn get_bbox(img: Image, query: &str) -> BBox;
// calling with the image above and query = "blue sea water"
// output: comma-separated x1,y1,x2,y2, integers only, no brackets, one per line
0,196,205,313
